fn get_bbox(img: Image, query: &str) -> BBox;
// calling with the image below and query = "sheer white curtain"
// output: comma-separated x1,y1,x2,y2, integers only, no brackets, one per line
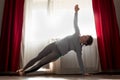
22,0,101,73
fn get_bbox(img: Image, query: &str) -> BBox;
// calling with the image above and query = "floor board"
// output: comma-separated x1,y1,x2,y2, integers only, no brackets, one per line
0,74,120,80
0,71,120,80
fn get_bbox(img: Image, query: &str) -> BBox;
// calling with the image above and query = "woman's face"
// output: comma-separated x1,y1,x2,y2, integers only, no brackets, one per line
81,35,89,44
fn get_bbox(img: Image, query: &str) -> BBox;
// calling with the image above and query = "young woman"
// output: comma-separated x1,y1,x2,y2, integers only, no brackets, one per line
17,4,93,76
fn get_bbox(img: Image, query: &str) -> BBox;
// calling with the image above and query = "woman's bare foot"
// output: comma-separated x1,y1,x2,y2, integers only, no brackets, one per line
19,71,24,76
16,69,24,76
83,73,91,76
16,69,23,73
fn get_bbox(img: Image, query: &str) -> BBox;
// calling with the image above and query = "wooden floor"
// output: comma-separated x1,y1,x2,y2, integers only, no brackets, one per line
0,71,120,80
0,74,120,80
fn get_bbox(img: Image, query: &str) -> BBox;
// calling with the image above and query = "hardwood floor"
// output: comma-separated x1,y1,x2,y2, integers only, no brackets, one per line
0,71,120,80
0,74,120,80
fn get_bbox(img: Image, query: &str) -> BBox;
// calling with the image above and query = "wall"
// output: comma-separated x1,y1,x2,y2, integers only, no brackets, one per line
0,0,5,36
114,0,120,35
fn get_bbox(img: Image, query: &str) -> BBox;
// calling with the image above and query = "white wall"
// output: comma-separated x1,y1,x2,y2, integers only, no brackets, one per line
0,0,5,36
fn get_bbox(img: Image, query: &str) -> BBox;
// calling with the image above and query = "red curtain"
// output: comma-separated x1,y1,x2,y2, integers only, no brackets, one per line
92,0,120,71
0,0,24,72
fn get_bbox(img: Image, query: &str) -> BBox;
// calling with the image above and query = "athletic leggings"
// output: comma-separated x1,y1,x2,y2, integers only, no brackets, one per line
23,42,62,74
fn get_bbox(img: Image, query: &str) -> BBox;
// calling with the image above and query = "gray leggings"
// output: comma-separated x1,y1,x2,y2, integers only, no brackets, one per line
23,42,61,74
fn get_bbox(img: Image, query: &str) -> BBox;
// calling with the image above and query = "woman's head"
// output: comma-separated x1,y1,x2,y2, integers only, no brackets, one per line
80,35,93,46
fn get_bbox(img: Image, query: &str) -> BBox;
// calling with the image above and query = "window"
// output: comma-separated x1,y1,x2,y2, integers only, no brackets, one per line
23,0,96,72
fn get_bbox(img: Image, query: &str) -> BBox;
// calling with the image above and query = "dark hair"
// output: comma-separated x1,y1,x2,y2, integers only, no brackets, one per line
85,36,93,46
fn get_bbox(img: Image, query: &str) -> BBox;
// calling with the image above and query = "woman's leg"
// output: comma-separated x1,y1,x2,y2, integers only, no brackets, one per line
22,43,55,71
24,51,61,74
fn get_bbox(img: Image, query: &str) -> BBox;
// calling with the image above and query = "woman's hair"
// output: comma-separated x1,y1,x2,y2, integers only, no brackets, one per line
85,36,93,46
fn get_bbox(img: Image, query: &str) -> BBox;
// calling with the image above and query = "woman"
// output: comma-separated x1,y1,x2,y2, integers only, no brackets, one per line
17,4,93,76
